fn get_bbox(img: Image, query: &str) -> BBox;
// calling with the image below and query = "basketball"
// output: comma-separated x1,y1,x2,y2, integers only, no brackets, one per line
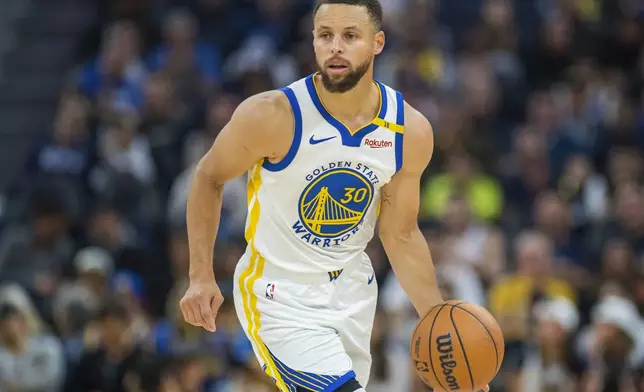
410,300,505,391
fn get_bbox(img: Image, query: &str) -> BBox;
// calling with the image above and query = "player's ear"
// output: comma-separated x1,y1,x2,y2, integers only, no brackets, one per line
373,31,385,55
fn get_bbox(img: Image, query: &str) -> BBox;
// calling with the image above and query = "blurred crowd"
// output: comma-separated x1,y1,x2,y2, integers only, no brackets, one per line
0,0,644,391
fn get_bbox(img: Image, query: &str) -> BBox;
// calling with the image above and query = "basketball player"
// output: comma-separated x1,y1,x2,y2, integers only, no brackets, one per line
180,1,488,391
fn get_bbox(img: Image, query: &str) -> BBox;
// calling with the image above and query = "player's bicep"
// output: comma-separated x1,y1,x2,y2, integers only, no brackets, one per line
199,119,264,183
378,106,434,239
196,92,291,184
378,169,423,239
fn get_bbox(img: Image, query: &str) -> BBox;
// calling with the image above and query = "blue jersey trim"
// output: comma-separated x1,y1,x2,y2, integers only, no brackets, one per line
305,74,388,147
265,345,353,391
322,370,357,391
394,90,405,173
262,87,303,172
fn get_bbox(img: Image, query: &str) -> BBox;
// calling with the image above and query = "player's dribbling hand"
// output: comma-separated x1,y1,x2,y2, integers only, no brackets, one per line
179,280,223,332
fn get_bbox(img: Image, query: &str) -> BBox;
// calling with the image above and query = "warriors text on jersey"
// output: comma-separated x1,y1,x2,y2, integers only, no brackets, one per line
244,73,405,275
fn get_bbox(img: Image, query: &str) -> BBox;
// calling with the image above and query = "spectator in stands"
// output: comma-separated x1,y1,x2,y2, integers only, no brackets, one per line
92,111,159,225
95,111,156,187
421,152,503,223
609,183,644,254
168,93,245,233
577,295,644,391
512,297,581,392
605,148,644,191
140,73,193,195
490,230,576,380
65,300,145,392
524,11,575,90
597,239,637,295
167,228,189,281
0,303,65,392
83,204,156,295
74,246,114,300
21,93,93,221
532,190,589,284
182,93,239,173
491,230,578,321
148,281,253,391
557,155,609,229
481,0,523,87
23,93,92,180
169,353,209,392
148,9,220,104
441,193,506,285
0,284,47,338
111,269,150,342
77,20,147,114
457,56,505,170
52,246,113,358
0,192,73,315
501,128,551,228
85,204,139,254
168,165,246,242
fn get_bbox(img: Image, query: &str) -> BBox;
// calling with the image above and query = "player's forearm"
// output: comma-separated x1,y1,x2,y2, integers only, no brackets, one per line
186,167,224,282
381,228,443,316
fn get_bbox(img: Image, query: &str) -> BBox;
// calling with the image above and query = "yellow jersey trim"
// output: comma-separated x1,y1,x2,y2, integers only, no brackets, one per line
239,162,290,391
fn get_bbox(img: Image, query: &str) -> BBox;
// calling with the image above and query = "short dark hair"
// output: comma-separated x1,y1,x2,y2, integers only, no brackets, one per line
313,0,383,31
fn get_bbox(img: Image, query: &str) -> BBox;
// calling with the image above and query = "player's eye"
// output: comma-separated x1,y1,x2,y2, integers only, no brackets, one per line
319,32,332,39
344,33,357,40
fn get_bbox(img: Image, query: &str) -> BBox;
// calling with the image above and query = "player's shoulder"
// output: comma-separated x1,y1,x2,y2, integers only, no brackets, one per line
228,90,294,149
234,90,292,125
403,101,433,144
400,101,434,170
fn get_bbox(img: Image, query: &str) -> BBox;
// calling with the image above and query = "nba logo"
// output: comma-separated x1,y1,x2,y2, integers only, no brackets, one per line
265,283,275,299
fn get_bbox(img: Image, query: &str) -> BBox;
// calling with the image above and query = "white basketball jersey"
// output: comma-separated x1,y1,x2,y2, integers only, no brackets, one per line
244,74,405,275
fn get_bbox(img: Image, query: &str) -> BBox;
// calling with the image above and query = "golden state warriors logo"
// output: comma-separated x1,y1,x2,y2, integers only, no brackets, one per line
299,168,373,237
292,163,380,248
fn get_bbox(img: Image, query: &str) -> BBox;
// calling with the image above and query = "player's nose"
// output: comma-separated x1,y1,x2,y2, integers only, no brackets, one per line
330,36,344,54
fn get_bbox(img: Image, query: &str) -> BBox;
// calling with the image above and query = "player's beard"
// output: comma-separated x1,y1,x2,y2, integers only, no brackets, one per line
318,57,372,93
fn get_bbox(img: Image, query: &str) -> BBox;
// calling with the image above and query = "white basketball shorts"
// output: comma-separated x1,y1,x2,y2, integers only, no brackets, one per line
233,249,378,392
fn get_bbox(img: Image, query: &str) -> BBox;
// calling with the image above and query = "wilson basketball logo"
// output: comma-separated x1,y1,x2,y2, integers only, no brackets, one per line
364,138,392,148
436,333,460,390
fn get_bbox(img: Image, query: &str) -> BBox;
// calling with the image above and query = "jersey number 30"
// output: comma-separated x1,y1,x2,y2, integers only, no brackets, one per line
340,187,367,204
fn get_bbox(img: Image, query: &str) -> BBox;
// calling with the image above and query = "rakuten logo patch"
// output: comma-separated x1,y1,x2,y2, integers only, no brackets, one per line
364,138,392,148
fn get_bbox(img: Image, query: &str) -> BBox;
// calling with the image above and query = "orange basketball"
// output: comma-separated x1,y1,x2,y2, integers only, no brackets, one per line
410,300,505,391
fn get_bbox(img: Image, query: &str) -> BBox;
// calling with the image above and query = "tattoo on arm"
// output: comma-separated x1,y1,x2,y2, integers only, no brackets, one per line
382,190,392,205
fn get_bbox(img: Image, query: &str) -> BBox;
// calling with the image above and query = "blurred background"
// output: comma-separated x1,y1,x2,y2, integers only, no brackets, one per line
0,0,643,391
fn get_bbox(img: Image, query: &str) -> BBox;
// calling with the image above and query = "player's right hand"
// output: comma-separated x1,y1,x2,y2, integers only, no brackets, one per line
179,280,223,332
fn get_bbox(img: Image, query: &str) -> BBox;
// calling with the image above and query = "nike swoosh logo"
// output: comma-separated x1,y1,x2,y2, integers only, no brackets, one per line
309,135,337,145
368,273,375,285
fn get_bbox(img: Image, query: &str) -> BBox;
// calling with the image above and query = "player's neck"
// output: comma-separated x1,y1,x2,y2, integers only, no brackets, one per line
316,73,377,119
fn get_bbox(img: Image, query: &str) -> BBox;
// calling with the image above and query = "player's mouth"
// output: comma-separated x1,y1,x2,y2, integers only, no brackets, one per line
326,63,349,76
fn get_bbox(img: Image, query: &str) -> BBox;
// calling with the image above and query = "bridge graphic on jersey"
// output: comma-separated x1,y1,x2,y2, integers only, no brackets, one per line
301,187,363,233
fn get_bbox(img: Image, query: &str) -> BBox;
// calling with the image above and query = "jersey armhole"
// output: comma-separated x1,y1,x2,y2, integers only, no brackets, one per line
394,90,404,173
262,87,303,172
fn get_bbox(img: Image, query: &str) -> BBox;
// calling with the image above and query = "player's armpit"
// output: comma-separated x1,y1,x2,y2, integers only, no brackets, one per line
196,90,294,184
377,105,442,315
